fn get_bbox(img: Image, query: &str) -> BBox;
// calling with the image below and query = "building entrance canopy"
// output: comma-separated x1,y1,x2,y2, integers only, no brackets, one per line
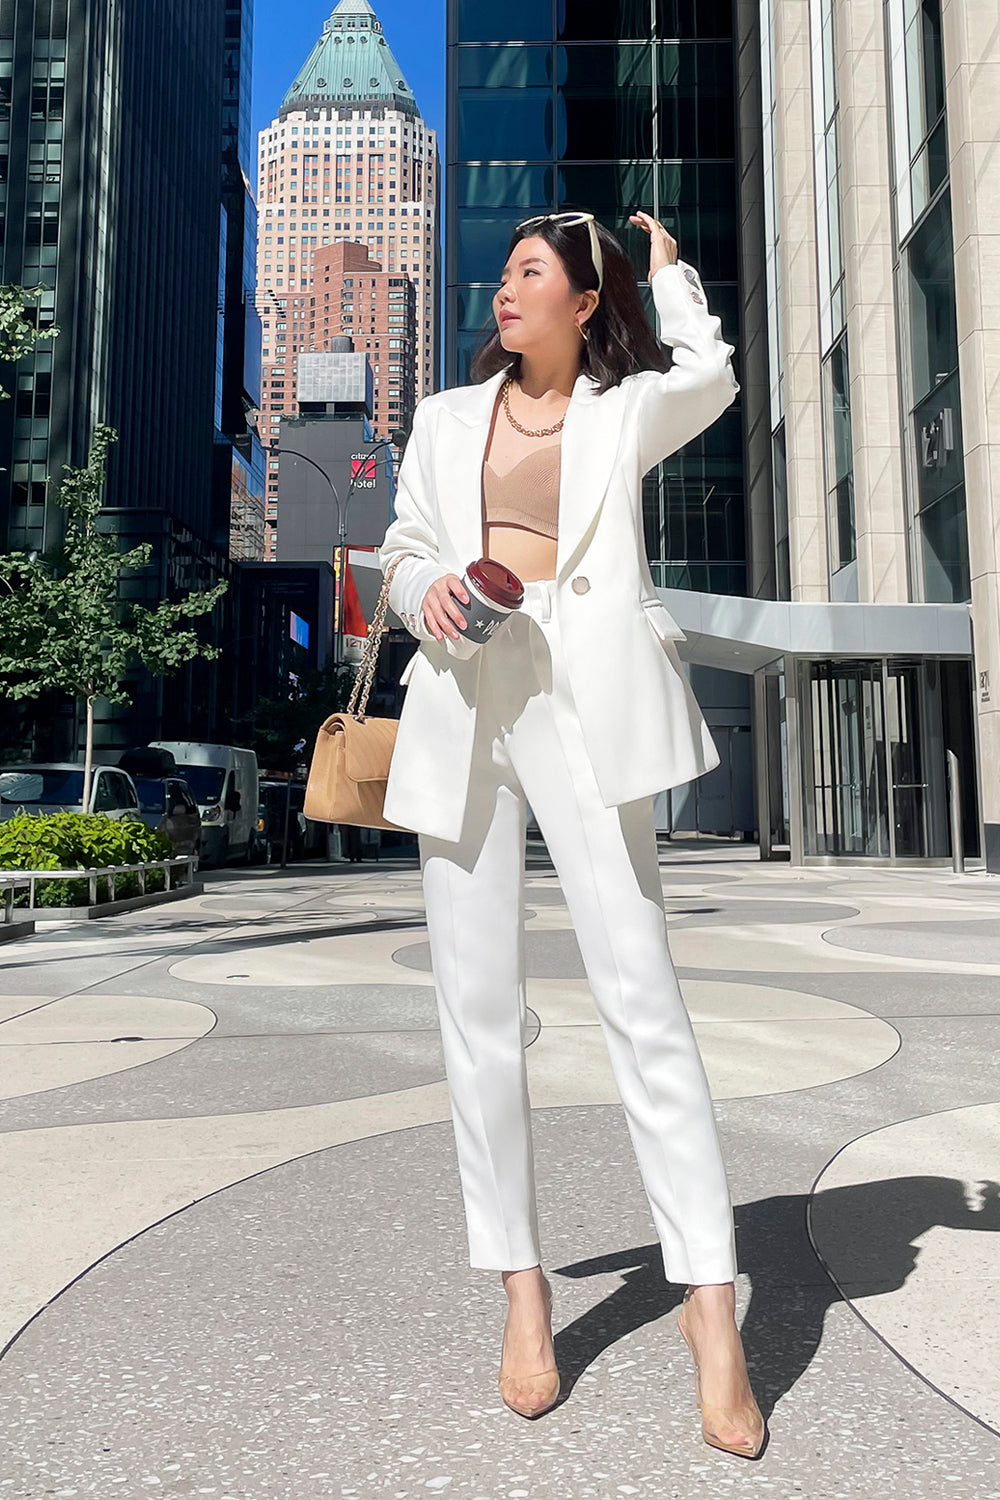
350,558,973,672
653,589,972,673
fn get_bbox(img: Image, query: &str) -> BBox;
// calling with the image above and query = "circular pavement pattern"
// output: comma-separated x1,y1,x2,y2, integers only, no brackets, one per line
810,1101,1000,1434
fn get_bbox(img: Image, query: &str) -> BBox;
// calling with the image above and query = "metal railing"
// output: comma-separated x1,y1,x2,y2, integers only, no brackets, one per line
0,855,197,921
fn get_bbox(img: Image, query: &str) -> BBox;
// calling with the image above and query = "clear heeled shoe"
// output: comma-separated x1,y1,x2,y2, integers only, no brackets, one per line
497,1271,561,1419
676,1286,766,1459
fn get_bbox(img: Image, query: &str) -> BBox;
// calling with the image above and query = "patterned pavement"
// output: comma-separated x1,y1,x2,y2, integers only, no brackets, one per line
0,840,998,1498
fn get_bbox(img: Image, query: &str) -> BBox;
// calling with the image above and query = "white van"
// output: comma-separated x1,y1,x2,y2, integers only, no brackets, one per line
150,743,259,866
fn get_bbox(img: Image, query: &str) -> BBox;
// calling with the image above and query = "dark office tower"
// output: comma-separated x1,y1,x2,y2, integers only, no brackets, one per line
0,0,223,551
447,0,751,834
217,0,266,563
0,0,262,754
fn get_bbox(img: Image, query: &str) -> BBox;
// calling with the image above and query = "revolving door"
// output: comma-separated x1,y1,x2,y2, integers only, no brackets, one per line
794,657,978,863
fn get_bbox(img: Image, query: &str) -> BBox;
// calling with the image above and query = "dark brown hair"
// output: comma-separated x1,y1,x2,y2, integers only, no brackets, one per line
467,212,671,394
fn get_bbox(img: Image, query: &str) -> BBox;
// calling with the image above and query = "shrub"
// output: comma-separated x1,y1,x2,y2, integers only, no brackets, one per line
0,812,174,907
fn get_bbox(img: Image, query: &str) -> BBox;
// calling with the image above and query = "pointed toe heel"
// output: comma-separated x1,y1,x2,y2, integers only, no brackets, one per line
497,1273,561,1420
677,1295,766,1460
497,1366,561,1419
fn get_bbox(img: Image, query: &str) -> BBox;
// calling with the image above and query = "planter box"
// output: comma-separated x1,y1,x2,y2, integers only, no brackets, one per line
23,881,204,921
0,918,35,942
1,855,200,923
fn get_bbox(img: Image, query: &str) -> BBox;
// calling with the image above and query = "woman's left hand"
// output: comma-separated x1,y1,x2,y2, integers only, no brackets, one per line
629,211,678,279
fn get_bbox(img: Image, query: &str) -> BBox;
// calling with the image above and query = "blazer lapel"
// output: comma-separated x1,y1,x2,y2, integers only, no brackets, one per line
438,368,627,579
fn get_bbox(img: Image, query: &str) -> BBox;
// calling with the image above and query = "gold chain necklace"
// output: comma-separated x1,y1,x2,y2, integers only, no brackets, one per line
501,376,567,437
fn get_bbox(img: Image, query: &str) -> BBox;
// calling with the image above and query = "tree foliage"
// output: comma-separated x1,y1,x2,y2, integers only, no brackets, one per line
0,811,174,907
0,422,227,704
0,282,58,405
0,423,227,799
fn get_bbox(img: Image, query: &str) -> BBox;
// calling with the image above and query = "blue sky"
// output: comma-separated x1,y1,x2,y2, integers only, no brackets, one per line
251,0,445,148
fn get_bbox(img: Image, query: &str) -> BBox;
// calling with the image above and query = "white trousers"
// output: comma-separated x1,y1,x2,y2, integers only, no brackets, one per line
418,579,738,1285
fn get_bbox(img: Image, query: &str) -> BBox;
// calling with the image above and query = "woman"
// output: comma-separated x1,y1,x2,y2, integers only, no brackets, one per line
377,210,765,1459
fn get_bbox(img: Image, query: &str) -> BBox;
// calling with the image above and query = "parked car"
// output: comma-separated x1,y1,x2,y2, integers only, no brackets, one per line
258,779,326,863
130,774,202,860
0,762,140,821
115,746,200,862
149,742,259,866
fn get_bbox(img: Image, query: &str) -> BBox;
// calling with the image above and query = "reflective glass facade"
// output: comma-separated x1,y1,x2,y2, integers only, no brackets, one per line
906,190,967,602
0,0,227,554
810,0,855,586
886,0,968,604
821,335,855,576
448,0,745,594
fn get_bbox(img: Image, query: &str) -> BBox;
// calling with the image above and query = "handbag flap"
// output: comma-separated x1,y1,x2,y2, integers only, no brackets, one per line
322,712,398,781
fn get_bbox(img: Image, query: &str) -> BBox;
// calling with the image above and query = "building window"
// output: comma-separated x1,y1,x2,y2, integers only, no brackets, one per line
810,0,846,350
821,336,856,574
906,191,967,603
887,0,948,236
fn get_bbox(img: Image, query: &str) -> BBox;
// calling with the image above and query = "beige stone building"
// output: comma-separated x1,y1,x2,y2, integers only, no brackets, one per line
255,0,439,560
699,0,997,867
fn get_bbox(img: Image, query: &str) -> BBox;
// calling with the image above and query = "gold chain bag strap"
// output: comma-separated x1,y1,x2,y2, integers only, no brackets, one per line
303,553,411,830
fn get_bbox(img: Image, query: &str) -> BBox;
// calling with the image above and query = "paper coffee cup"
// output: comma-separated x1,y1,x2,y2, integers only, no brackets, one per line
455,558,525,646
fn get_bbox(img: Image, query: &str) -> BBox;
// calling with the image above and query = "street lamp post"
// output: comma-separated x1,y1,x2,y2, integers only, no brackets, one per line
267,430,405,664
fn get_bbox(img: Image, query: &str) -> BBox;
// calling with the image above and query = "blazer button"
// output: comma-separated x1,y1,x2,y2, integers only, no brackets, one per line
571,575,590,594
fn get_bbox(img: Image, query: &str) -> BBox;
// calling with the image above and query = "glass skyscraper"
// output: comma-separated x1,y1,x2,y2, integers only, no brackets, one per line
447,0,745,600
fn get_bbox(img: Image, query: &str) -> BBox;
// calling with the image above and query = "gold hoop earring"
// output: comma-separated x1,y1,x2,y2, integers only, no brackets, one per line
579,323,590,342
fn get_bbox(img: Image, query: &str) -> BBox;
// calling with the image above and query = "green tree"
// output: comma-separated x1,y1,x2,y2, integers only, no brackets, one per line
0,424,228,807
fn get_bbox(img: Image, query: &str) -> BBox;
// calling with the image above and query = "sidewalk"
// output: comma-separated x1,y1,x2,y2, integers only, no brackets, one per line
1,847,998,1498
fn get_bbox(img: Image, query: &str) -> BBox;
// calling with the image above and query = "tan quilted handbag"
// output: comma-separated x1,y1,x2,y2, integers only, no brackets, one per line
303,555,409,831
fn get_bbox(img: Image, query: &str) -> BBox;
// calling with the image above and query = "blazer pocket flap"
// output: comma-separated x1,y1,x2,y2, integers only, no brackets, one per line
398,649,421,687
641,599,687,641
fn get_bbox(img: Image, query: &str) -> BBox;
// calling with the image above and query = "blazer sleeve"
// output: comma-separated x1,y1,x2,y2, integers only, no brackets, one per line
634,260,740,476
377,397,452,643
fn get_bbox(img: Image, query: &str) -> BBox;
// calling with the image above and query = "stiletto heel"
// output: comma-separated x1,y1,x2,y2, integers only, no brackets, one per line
497,1272,561,1419
676,1287,766,1459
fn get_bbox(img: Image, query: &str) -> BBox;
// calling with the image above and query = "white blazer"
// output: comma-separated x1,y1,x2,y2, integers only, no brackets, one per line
377,258,740,842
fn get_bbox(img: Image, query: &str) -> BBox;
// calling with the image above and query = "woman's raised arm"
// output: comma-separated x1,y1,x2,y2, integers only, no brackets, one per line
633,260,740,476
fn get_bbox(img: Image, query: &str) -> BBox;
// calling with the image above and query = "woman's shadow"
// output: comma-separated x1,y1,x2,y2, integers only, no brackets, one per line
548,1177,1000,1422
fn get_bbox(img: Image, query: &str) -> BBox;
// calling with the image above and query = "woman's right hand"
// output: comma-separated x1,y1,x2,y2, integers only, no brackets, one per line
421,574,470,641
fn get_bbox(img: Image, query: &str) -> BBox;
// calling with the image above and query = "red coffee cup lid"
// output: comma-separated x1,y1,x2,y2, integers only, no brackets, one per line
467,557,524,608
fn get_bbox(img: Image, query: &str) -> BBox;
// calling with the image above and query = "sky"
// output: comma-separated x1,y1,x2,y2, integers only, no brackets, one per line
251,0,446,150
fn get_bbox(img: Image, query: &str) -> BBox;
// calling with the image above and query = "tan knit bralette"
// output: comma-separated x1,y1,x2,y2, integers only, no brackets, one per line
482,440,561,540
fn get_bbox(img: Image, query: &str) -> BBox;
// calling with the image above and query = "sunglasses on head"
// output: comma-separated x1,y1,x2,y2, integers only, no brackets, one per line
514,210,604,293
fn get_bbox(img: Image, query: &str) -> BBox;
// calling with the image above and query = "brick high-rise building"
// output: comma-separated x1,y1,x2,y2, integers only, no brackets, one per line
256,0,439,561
308,242,417,428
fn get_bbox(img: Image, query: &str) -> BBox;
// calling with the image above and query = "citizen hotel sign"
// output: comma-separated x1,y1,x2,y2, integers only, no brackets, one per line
350,453,380,489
